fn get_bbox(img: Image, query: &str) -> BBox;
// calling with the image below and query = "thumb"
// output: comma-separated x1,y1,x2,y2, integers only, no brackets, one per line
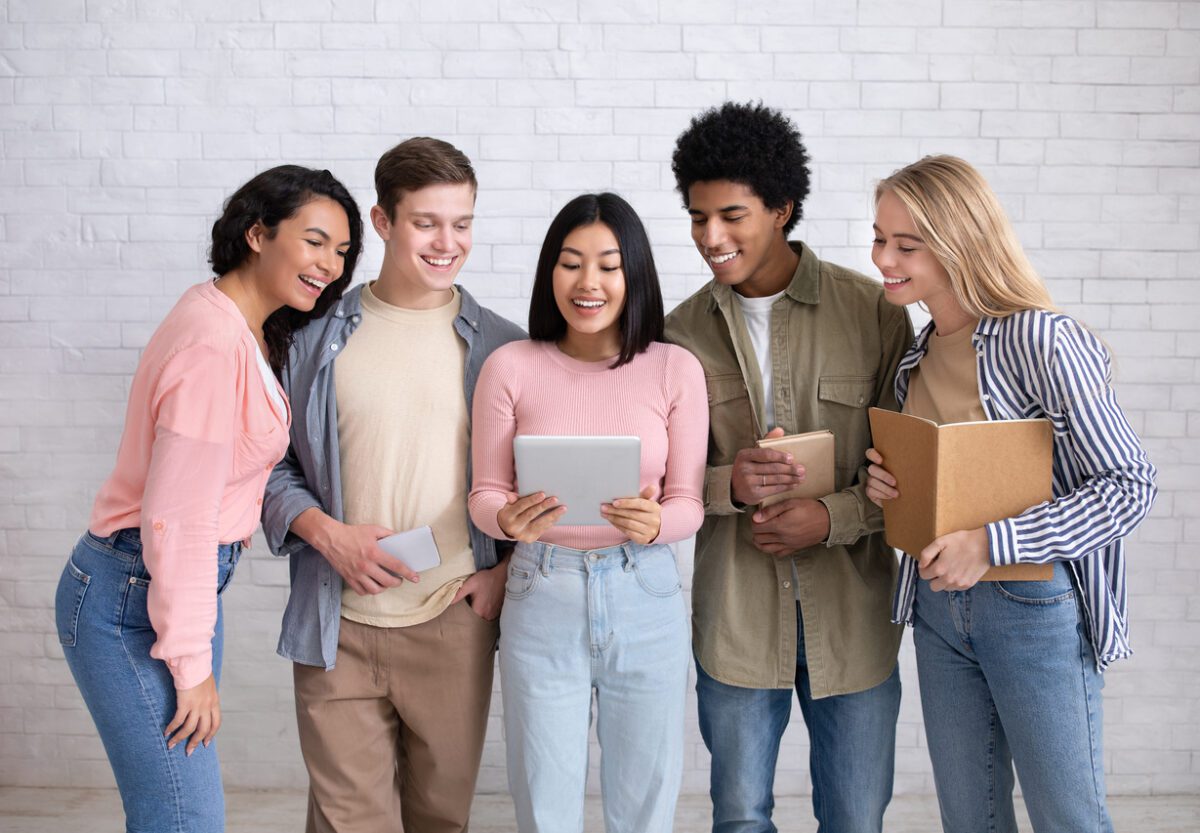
918,538,943,569
764,426,786,439
504,492,519,504
451,578,472,605
639,485,655,500
371,525,396,540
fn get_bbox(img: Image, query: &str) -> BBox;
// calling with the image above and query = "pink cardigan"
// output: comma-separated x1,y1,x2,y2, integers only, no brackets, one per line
469,340,708,551
90,281,290,689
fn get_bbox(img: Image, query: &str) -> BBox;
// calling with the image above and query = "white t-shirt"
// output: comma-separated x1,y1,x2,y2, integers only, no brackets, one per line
254,346,286,418
734,289,786,430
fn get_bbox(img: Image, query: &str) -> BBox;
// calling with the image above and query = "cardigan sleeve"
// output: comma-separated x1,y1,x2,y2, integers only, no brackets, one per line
140,342,239,689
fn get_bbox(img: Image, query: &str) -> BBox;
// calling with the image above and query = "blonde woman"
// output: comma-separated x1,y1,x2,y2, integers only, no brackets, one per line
864,156,1156,833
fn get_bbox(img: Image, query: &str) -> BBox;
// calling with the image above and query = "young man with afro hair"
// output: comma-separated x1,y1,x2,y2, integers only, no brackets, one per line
664,102,913,832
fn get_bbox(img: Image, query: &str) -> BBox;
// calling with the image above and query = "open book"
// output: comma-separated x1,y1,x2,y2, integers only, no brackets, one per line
755,430,835,507
867,408,1054,581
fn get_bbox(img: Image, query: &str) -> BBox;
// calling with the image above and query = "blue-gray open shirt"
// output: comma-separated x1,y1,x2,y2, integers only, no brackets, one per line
261,283,526,669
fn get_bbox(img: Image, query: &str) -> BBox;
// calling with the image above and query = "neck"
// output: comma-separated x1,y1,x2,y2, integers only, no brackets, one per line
927,293,977,337
557,329,621,363
734,238,800,299
372,262,453,310
215,267,274,342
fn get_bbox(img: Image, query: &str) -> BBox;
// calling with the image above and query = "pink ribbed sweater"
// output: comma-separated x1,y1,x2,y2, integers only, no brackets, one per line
469,340,708,550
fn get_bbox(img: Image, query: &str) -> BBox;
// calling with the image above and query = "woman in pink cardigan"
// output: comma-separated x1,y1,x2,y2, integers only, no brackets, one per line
469,193,708,832
54,166,362,832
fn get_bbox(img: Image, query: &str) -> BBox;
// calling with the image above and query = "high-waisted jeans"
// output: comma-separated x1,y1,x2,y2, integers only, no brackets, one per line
56,528,241,833
912,562,1112,833
498,540,690,833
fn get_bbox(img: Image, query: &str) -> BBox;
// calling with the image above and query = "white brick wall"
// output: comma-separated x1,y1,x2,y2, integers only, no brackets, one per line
2,0,1197,800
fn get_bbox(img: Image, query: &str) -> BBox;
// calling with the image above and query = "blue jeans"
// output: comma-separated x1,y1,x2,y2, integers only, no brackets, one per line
498,540,690,833
913,563,1112,833
56,529,241,833
696,603,901,833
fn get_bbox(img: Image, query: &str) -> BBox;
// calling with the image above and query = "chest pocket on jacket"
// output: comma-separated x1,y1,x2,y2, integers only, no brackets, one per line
705,372,755,466
817,375,875,473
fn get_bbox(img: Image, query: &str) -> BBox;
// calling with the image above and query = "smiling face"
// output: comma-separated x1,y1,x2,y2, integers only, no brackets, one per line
552,221,627,354
687,179,795,298
248,196,351,313
371,181,475,308
871,189,958,312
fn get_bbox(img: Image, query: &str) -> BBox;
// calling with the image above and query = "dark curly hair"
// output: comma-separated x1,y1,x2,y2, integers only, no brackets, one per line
529,193,664,369
671,101,811,237
209,165,363,374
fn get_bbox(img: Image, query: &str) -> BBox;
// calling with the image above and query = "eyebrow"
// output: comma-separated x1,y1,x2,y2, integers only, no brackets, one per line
561,247,621,257
689,204,749,215
871,223,924,243
305,227,354,246
411,212,474,222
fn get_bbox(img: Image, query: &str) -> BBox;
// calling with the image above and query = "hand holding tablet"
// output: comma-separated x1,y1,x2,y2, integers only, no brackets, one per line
512,435,642,528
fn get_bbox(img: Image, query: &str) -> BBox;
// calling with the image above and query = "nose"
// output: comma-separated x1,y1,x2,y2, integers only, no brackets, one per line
700,219,725,251
318,245,340,278
432,225,453,252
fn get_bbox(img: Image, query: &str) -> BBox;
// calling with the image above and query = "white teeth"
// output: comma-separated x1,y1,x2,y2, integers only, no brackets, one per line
423,256,453,267
710,251,739,264
573,299,604,308
299,275,328,290
883,277,910,285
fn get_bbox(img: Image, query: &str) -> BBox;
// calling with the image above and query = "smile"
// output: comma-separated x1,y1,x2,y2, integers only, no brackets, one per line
299,275,328,291
421,255,455,268
572,298,605,308
709,251,740,265
882,276,911,286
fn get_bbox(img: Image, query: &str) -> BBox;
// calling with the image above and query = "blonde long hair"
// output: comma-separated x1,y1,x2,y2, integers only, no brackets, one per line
875,155,1055,318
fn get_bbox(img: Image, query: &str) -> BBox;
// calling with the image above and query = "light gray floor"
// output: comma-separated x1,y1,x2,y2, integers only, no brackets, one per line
2,788,1199,832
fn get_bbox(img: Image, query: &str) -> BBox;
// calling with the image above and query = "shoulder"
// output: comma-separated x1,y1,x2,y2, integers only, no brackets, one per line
817,257,888,306
650,341,703,374
151,284,250,360
475,304,527,345
990,309,1104,361
664,282,717,342
482,337,537,368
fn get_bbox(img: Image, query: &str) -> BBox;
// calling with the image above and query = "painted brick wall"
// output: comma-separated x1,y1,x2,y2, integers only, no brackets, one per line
1,0,1197,798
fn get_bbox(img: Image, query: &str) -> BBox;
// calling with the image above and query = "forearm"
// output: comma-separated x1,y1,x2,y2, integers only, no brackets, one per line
655,497,705,544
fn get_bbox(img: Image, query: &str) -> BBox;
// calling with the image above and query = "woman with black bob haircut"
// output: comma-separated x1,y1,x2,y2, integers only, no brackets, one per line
469,193,710,831
55,165,360,832
526,192,664,367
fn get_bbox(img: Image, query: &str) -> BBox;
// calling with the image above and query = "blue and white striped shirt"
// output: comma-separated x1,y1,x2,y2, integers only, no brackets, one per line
890,310,1157,670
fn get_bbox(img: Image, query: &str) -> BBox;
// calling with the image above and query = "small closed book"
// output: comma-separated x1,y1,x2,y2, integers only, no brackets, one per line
867,408,1054,582
755,430,836,507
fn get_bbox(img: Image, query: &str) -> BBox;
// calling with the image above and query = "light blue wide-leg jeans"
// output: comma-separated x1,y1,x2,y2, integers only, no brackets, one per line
498,540,690,833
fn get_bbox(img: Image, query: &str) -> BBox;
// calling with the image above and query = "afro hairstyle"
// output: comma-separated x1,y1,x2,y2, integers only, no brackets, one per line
671,101,811,237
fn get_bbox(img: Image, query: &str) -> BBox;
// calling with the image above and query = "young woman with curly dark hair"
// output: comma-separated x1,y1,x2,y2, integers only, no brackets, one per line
54,165,361,832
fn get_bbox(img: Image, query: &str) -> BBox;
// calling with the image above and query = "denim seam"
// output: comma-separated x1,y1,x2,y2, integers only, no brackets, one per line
993,583,1076,605
987,702,999,833
1079,622,1108,830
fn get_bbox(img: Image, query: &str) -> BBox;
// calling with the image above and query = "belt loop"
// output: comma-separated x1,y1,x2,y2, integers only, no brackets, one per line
539,544,552,577
622,543,635,572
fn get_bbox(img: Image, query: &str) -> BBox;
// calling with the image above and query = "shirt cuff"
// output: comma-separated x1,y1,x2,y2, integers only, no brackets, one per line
818,491,862,548
167,650,213,691
704,465,744,516
986,518,1019,566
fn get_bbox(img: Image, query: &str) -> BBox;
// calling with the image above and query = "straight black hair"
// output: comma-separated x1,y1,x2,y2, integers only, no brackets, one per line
528,193,664,368
209,165,363,374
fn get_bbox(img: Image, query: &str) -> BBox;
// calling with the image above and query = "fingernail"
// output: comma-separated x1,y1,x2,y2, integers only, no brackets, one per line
187,748,193,757
204,740,210,748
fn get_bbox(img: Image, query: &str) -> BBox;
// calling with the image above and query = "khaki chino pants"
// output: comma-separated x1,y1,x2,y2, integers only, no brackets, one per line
294,602,498,833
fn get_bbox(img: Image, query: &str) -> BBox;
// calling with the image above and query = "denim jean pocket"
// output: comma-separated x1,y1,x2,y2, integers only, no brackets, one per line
632,548,682,598
55,558,91,647
994,567,1075,605
216,548,240,595
504,563,541,600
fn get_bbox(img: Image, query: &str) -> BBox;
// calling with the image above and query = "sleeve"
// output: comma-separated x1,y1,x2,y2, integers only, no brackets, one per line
140,342,238,690
820,297,914,547
655,348,710,543
702,464,744,517
467,349,519,540
260,358,322,558
986,318,1158,565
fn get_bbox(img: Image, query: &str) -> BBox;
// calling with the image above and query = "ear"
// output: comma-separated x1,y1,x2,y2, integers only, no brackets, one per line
244,220,268,254
773,200,794,231
370,205,392,241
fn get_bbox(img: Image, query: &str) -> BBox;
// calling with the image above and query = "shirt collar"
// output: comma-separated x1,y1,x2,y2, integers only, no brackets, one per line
706,240,821,313
330,282,480,332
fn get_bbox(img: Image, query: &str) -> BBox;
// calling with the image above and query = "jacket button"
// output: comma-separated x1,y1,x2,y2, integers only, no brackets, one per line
152,521,164,531
256,498,263,505
330,343,339,351
782,580,791,589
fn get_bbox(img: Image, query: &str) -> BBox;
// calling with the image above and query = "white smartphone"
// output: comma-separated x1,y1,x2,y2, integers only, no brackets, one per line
376,525,442,573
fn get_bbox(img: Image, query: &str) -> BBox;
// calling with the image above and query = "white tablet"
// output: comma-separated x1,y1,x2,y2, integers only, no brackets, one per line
513,435,642,526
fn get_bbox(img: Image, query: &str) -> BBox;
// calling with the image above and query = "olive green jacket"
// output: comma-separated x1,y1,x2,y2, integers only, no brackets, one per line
665,242,912,696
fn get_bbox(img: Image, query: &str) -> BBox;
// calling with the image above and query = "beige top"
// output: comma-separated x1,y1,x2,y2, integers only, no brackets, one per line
337,284,475,628
903,321,986,425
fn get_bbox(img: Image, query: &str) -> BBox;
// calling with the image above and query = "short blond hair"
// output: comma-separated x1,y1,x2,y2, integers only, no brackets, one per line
876,155,1055,318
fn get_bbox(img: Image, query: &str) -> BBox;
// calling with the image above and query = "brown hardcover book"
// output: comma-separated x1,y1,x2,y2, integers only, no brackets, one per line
755,430,836,507
867,408,1054,582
